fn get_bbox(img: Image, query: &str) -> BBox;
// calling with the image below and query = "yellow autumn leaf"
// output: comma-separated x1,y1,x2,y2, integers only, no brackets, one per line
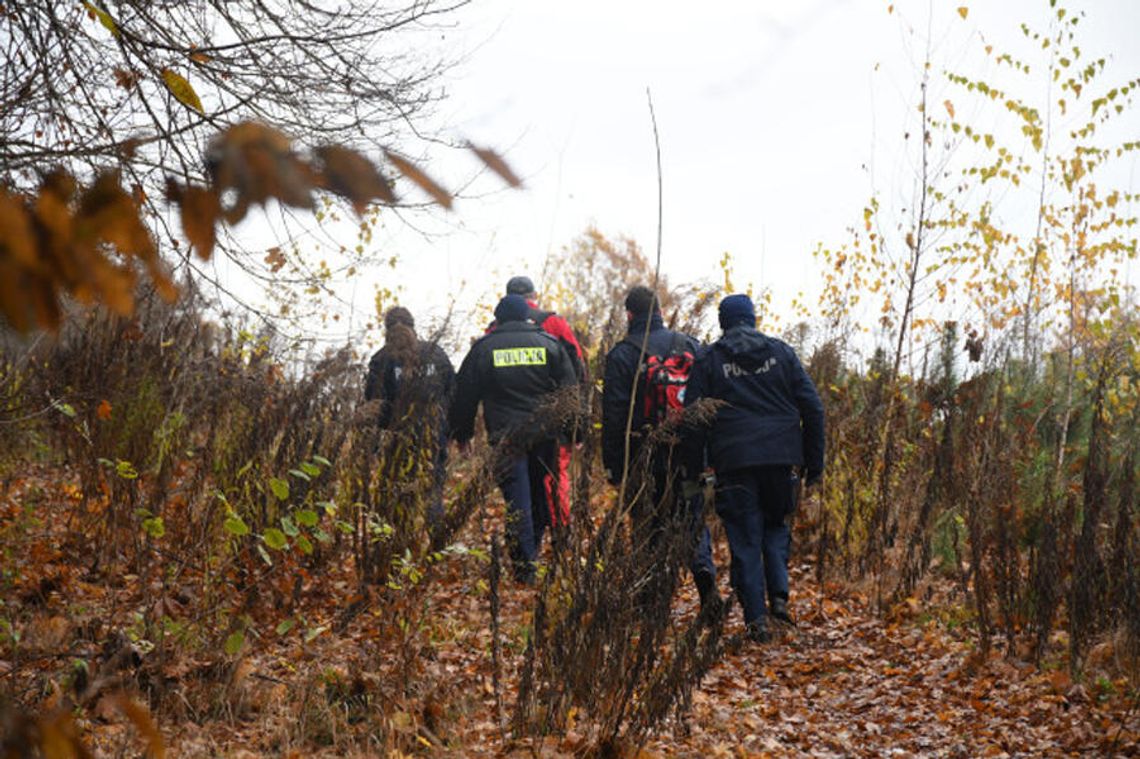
162,69,204,114
957,6,968,19
83,1,119,37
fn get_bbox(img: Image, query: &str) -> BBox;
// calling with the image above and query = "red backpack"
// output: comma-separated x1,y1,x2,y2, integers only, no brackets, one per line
626,333,694,425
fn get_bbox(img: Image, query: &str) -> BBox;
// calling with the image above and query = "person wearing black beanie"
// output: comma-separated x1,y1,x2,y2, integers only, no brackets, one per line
450,294,579,584
494,293,529,323
601,284,718,616
683,294,825,643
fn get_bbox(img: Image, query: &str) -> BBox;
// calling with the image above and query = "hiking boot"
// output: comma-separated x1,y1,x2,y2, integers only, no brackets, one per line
770,596,794,625
697,592,725,628
746,620,770,644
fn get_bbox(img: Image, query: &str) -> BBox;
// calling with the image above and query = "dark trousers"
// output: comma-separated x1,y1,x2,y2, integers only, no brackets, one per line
497,440,565,581
630,460,717,604
426,442,447,533
714,466,798,626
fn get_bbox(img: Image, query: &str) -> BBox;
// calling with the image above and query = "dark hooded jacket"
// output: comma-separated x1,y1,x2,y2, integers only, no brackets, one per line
450,320,578,444
684,325,824,476
365,340,455,430
601,312,700,481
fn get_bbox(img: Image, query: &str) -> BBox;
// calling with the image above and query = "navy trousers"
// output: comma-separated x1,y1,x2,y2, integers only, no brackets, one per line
714,466,798,626
631,458,717,604
497,440,564,581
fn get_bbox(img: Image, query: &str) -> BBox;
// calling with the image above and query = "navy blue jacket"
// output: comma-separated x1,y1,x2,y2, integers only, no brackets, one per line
684,326,824,476
602,313,700,481
450,320,578,444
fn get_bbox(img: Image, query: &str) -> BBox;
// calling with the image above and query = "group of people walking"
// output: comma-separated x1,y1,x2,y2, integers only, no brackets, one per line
364,276,824,642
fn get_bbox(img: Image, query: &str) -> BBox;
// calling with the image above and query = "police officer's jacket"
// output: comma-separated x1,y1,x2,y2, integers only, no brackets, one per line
601,313,699,481
365,340,455,429
450,320,578,443
685,325,824,476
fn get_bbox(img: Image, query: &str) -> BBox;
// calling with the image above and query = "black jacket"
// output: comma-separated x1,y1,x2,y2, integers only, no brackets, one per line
601,313,700,481
365,340,455,430
684,326,824,476
486,304,586,381
450,320,578,444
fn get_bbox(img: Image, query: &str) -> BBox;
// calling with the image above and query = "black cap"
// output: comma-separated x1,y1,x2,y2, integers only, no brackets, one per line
505,275,535,296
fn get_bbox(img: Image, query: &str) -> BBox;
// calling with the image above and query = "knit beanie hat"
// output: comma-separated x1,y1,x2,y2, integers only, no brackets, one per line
718,294,756,330
494,294,530,323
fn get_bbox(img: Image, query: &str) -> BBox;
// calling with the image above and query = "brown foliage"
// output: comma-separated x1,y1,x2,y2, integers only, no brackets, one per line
1,121,521,334
0,170,172,332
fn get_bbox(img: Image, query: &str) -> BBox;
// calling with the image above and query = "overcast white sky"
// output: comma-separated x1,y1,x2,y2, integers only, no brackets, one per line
247,0,1140,354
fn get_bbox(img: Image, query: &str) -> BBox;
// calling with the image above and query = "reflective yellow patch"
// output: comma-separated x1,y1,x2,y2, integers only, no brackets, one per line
493,347,547,367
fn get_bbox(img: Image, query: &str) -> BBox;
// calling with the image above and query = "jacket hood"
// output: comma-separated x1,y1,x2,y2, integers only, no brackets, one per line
719,326,772,364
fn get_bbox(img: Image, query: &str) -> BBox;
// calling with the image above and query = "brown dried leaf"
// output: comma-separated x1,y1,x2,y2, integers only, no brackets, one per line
467,143,523,187
111,694,165,758
314,145,395,213
383,149,452,209
113,68,139,90
77,171,157,261
0,260,33,332
179,185,220,260
0,189,37,267
264,246,287,273
209,122,313,223
30,277,61,331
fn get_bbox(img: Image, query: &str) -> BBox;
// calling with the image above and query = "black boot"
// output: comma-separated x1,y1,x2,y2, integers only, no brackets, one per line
770,595,794,625
746,619,770,644
697,592,725,628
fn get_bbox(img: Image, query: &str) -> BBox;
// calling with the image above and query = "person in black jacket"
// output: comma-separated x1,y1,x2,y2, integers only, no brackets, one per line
484,275,586,527
684,294,824,642
602,285,717,611
364,306,456,534
450,294,579,584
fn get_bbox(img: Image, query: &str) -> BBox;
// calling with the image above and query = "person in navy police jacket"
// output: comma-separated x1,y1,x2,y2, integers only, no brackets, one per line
684,293,824,642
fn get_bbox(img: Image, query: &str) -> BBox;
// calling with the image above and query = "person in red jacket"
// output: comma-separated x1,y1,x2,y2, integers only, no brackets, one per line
486,276,584,528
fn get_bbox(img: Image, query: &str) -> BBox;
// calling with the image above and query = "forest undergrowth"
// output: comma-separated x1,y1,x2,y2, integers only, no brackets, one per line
0,225,1139,756
1,461,1137,757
